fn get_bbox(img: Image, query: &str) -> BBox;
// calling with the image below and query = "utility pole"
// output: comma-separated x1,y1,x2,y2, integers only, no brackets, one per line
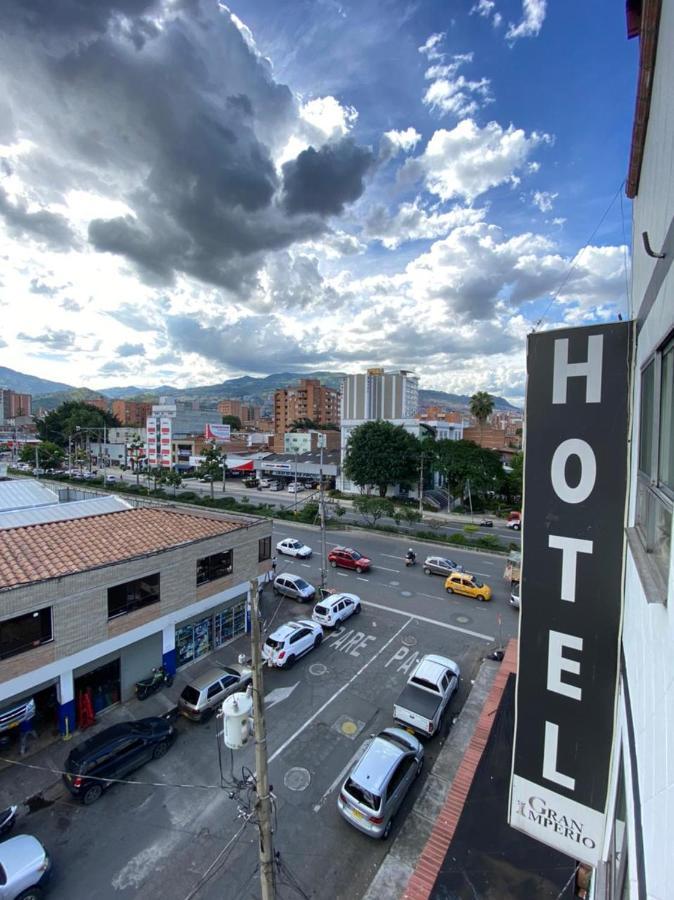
293,452,298,513
35,446,40,479
249,579,275,900
466,478,474,523
319,443,327,591
418,453,424,514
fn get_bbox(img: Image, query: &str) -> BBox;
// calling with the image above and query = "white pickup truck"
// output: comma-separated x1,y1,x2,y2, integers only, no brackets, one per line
393,655,460,737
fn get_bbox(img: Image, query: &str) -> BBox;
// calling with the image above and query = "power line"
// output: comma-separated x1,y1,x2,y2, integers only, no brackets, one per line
181,818,252,900
533,180,626,331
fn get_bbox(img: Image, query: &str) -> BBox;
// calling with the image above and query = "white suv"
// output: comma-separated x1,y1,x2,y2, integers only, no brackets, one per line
312,592,361,628
262,620,323,668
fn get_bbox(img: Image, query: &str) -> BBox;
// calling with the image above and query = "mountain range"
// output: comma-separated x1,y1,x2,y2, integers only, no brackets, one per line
0,365,519,412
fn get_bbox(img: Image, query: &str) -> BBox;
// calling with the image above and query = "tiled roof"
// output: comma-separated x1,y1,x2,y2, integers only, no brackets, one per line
0,507,243,591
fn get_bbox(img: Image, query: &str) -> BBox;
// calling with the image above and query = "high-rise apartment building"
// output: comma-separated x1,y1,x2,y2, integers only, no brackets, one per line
273,379,340,437
217,399,261,424
111,399,153,427
0,389,32,423
341,369,418,421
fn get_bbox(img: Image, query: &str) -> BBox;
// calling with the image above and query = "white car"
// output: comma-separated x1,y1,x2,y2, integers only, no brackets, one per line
287,483,305,493
276,538,312,559
262,620,323,668
312,592,361,628
0,834,52,899
105,474,118,484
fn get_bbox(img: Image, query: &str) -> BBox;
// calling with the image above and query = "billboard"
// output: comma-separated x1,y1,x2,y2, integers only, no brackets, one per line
509,322,632,866
205,423,231,442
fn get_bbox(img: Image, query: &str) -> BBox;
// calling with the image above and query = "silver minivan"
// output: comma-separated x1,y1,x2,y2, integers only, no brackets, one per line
273,573,316,602
178,664,252,721
337,727,423,839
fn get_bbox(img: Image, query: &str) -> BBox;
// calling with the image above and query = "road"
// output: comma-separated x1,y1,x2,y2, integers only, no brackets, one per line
10,527,518,900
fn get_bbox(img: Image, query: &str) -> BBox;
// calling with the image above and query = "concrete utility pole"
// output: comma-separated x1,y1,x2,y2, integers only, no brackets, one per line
418,453,424,514
319,444,327,591
249,579,275,900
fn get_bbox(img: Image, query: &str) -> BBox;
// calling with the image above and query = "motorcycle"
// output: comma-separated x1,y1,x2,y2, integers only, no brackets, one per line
479,519,493,527
0,805,17,839
135,666,174,701
405,555,417,567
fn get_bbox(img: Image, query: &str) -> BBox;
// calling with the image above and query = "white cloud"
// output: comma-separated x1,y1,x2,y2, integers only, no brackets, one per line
506,0,547,42
423,74,493,118
471,0,502,27
532,190,558,212
380,127,422,159
278,95,359,166
401,119,552,203
418,33,446,60
364,199,486,249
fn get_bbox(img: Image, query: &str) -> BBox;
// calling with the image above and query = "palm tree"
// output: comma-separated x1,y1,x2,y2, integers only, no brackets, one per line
469,392,494,446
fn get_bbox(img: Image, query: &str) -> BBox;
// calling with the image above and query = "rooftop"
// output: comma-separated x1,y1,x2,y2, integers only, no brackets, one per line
0,506,243,592
0,480,59,512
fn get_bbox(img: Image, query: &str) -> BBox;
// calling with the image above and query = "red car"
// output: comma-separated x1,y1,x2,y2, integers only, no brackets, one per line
328,546,371,573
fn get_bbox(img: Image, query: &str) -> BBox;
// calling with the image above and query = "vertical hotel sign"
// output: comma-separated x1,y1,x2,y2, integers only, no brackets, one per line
509,322,632,865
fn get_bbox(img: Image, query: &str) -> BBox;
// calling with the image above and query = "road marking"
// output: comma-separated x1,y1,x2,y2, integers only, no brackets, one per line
268,618,411,765
417,591,443,601
301,564,312,568
357,577,369,582
376,565,400,573
360,599,494,641
313,740,372,813
336,572,349,577
382,553,402,560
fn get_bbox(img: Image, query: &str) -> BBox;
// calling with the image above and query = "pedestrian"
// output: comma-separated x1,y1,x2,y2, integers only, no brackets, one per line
19,716,37,756
269,555,277,583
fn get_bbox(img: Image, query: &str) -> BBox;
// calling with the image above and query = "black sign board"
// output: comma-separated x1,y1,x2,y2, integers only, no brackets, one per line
509,322,632,865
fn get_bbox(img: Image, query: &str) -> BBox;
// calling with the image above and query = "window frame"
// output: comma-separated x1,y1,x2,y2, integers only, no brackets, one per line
107,573,161,620
634,331,674,595
196,550,234,586
258,536,272,562
0,606,53,661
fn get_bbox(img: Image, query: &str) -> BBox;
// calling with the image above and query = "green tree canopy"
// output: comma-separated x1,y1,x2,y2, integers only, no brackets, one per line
197,441,225,499
37,401,121,446
20,441,64,469
352,495,395,525
469,391,494,443
221,415,242,430
433,439,504,503
344,420,419,497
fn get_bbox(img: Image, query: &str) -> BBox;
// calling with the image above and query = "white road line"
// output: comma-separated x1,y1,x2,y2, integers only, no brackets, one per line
301,564,312,568
376,565,400,573
357,577,369,582
313,740,371,813
268,619,411,765
382,554,402,560
360,599,494,641
336,572,349,577
417,591,443,601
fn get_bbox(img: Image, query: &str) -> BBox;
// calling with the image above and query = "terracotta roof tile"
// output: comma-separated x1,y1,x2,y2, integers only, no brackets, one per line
0,507,244,591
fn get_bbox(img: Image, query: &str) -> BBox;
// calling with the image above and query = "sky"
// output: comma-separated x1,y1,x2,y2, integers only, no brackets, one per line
0,0,638,404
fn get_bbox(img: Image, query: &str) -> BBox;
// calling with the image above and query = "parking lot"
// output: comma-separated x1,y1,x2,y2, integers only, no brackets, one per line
2,526,517,899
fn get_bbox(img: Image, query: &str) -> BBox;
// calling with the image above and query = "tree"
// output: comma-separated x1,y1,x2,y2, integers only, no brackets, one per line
20,441,64,469
162,470,183,497
128,434,146,485
290,417,319,431
505,451,523,503
433,439,504,509
36,401,121,447
344,420,420,497
221,415,242,431
469,391,494,445
401,507,422,526
197,441,224,499
352,495,395,526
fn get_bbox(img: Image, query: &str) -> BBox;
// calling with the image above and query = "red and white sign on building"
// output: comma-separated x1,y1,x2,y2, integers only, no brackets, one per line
204,423,231,442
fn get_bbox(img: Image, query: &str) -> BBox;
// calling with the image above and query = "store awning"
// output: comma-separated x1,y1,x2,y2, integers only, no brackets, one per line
230,460,255,471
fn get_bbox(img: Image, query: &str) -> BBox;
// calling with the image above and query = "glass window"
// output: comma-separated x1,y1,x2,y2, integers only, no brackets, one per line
0,607,53,660
108,574,160,619
259,536,272,562
659,340,673,491
196,551,233,585
639,360,655,476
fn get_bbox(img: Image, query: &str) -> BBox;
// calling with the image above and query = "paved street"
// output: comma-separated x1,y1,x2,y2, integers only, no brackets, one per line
4,526,518,900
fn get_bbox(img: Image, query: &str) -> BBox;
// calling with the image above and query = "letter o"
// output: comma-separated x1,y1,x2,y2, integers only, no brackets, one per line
551,439,596,504
582,836,596,849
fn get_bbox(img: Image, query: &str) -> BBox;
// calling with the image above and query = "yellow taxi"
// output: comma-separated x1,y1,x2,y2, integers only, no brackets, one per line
444,572,492,601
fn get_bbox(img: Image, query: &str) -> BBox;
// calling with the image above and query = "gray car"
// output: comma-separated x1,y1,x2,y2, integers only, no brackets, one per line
423,556,464,577
0,834,51,900
337,727,423,839
273,573,316,602
178,664,252,721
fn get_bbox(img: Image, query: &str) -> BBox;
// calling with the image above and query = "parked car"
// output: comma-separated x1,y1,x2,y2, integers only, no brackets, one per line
422,556,464,577
276,538,312,559
287,483,306,493
0,834,51,900
273,573,316,602
262,620,323,668
312,592,361,628
444,572,492,601
328,547,371,573
105,474,118,484
337,727,424,839
393,655,460,737
179,664,252,722
63,717,176,805
0,696,35,735
506,511,522,531
510,582,521,609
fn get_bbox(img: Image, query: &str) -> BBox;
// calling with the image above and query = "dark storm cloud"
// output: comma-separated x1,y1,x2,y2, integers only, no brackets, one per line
116,342,146,357
165,314,326,373
0,1,350,295
0,188,77,250
282,139,374,216
17,329,77,350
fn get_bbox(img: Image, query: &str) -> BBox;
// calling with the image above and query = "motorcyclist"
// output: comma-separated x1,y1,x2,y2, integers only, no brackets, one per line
406,548,416,564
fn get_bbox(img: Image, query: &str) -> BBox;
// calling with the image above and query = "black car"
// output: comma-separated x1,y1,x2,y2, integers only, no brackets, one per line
63,717,176,805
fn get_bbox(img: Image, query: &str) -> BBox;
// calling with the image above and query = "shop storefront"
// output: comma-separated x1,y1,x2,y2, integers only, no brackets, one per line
175,594,247,668
73,656,121,726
